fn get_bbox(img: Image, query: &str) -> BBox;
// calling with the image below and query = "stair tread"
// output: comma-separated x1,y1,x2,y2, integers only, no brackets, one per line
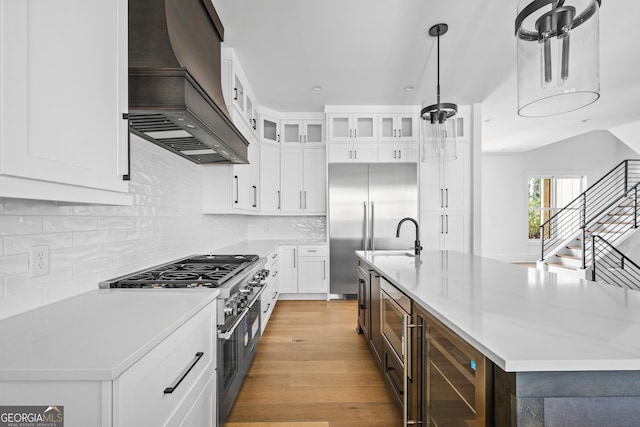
547,262,578,270
556,254,581,260
566,245,582,250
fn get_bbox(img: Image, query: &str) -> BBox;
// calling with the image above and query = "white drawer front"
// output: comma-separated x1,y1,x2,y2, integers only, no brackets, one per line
115,304,216,427
298,245,327,257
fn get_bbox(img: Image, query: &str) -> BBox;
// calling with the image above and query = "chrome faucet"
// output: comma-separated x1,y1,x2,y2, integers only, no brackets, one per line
396,217,422,256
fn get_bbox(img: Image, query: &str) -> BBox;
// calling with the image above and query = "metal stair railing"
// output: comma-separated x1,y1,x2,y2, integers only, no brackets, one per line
540,159,640,268
591,235,640,291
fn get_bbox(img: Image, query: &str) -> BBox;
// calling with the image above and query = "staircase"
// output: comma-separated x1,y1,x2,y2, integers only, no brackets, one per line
538,160,640,282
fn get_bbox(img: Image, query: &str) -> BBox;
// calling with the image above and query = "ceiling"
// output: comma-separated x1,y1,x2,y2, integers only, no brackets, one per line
211,0,640,153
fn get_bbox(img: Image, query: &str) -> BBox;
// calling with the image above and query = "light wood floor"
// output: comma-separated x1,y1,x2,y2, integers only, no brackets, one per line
224,300,403,427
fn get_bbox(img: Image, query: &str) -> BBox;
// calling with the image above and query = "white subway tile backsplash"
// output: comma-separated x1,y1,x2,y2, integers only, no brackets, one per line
72,205,119,216
2,199,74,216
4,233,74,255
97,216,137,230
43,216,98,233
0,135,326,320
0,254,29,278
73,257,119,279
50,246,101,267
0,216,43,236
72,230,120,247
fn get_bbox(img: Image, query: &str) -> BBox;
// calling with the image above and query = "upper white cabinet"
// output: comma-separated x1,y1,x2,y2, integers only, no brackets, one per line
0,0,131,205
377,113,418,142
259,144,281,213
260,111,280,144
222,48,259,138
327,143,378,163
280,148,326,214
327,113,377,142
280,119,325,146
377,143,419,163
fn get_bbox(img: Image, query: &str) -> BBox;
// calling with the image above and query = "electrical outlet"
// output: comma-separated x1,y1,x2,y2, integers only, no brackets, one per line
29,245,49,278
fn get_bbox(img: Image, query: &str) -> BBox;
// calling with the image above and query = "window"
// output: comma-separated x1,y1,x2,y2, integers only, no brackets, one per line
528,176,585,239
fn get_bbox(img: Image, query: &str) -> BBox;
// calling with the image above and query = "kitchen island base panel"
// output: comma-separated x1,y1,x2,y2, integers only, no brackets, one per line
495,367,640,427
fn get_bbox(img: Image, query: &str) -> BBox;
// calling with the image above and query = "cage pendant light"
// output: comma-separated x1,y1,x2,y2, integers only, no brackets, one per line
421,23,458,163
515,0,601,117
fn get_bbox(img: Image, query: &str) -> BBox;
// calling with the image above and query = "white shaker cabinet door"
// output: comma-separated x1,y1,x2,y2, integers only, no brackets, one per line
0,0,130,203
302,147,326,213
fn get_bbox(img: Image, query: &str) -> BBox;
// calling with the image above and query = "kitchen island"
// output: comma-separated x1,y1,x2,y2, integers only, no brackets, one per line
357,250,640,427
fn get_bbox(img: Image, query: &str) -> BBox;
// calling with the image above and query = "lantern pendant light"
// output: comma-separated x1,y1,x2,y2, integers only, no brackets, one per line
515,0,601,117
421,23,458,163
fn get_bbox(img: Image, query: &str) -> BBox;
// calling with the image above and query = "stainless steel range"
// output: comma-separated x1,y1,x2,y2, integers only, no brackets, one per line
99,253,269,425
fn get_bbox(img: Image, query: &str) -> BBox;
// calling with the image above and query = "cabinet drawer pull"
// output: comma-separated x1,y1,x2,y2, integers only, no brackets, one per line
233,87,238,100
252,118,257,130
163,352,204,394
263,303,271,314
398,149,402,159
394,129,397,138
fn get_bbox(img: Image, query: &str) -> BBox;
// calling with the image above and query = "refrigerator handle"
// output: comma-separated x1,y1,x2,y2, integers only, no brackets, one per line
363,201,368,251
370,202,375,252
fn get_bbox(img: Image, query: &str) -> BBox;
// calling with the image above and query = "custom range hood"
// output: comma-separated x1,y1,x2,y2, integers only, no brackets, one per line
128,0,249,164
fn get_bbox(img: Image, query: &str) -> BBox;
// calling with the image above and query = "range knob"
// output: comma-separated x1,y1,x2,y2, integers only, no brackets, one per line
239,288,251,296
224,306,234,316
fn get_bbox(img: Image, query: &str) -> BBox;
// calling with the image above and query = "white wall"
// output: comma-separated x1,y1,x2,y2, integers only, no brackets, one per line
481,130,638,262
0,135,325,320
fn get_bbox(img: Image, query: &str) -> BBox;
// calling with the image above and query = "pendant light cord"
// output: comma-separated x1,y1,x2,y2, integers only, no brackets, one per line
436,26,441,105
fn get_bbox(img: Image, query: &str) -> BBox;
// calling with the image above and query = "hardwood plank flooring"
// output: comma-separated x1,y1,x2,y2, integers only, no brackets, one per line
224,300,403,427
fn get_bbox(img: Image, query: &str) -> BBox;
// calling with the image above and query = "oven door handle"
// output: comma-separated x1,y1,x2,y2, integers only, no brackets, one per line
218,286,266,340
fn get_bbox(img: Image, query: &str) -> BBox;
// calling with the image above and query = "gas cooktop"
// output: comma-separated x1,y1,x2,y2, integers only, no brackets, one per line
101,254,260,288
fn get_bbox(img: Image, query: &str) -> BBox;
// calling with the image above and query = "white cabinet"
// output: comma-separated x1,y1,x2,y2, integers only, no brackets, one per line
260,113,280,144
378,113,418,142
419,140,471,252
0,0,131,205
297,246,327,293
259,144,281,213
327,113,377,142
280,119,325,146
232,135,260,211
278,245,328,297
280,148,326,214
278,245,298,294
420,142,470,212
327,143,377,163
419,211,468,252
377,143,419,163
0,300,217,427
222,48,259,138
260,248,280,332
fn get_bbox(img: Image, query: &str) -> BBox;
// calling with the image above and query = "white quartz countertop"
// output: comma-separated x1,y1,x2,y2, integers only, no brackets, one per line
357,250,640,372
0,289,218,381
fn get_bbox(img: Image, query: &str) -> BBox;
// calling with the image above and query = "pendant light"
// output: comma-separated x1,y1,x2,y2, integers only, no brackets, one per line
515,0,601,117
421,23,457,163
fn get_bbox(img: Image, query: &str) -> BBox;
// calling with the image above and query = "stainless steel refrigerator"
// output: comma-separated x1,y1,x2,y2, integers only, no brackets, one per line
328,163,418,295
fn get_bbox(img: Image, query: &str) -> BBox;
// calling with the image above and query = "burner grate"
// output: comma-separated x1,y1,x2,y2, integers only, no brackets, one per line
106,254,260,288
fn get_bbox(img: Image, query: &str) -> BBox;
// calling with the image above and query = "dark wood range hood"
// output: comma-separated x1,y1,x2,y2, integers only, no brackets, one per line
128,0,249,164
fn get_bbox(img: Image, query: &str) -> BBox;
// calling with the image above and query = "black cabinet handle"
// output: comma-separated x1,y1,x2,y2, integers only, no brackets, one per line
252,118,257,130
164,352,204,394
234,176,239,204
252,185,257,208
122,113,131,181
234,88,238,100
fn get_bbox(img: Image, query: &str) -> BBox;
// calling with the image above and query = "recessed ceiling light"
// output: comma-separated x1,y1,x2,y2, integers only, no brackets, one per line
404,85,415,92
312,85,323,91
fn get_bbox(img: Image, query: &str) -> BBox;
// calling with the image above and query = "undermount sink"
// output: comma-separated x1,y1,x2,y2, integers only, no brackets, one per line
370,250,416,257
